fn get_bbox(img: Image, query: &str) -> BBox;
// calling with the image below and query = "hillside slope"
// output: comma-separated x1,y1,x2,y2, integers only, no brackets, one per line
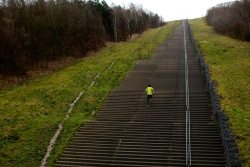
0,21,179,167
190,18,250,165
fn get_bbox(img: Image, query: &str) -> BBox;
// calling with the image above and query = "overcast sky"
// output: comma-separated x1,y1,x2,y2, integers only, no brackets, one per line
105,0,235,21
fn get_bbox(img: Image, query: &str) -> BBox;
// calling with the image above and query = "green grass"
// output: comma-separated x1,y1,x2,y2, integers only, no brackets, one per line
190,18,250,165
0,21,179,167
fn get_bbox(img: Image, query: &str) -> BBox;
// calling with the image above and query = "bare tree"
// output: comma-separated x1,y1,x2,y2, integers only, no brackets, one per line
206,0,250,41
0,0,163,76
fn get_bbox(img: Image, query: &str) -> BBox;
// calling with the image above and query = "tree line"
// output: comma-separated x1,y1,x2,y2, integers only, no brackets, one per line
206,0,250,41
0,0,163,76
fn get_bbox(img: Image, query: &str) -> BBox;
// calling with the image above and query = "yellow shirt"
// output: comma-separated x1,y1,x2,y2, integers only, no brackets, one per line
146,87,154,95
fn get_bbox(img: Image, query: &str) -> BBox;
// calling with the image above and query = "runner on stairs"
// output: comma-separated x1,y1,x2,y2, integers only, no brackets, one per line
145,84,154,106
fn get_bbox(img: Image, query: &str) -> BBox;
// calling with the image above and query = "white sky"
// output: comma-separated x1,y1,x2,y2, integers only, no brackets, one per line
105,0,235,21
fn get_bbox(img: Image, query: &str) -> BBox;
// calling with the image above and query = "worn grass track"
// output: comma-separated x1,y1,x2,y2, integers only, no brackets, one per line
0,21,179,167
190,18,250,165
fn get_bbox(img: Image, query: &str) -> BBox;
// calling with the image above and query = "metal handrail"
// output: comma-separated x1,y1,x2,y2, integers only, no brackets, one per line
183,20,191,167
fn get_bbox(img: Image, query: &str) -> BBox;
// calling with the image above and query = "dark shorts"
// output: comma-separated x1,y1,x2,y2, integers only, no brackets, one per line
147,95,152,102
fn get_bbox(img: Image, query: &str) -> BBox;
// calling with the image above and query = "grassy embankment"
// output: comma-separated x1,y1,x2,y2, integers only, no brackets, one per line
190,18,250,165
0,21,179,167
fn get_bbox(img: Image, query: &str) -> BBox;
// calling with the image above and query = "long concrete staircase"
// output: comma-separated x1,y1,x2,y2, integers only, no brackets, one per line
55,21,226,166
